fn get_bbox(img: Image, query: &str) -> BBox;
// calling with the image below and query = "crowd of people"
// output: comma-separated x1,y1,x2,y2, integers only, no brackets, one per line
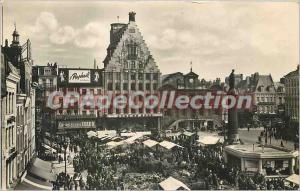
49,131,296,190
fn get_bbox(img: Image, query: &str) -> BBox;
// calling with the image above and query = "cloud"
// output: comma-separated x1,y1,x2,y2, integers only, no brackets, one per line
33,12,58,33
50,26,76,44
74,22,108,48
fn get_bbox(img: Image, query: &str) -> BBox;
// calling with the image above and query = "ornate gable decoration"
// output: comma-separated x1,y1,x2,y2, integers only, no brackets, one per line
104,13,159,74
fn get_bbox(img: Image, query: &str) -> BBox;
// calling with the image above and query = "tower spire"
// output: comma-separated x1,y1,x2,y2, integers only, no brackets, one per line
190,61,193,72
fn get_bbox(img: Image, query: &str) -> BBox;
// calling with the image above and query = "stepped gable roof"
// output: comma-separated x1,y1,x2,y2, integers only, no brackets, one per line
103,23,128,64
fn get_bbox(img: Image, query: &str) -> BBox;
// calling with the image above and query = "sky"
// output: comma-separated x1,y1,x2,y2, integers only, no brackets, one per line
2,0,299,81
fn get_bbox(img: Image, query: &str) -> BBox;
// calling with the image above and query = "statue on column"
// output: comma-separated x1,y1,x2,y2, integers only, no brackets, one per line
229,69,235,90
227,69,240,145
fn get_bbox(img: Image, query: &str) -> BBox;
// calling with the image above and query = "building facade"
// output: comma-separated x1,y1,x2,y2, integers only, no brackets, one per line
284,66,299,122
161,68,224,131
236,73,284,117
102,12,162,131
32,63,58,154
55,67,103,132
1,27,36,189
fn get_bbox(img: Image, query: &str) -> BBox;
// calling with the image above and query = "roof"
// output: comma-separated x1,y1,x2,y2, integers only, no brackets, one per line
124,134,143,144
197,136,221,146
159,141,183,150
143,139,159,148
159,176,190,191
87,130,97,138
97,130,117,139
225,144,297,159
183,131,194,137
106,141,124,149
185,70,198,78
254,75,274,92
285,174,300,185
103,24,128,65
162,72,184,83
285,66,299,78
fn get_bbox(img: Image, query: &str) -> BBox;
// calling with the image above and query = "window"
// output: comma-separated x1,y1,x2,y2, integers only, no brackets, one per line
146,83,150,90
131,61,135,69
131,83,136,90
146,73,151,80
128,44,137,60
153,83,157,90
123,83,128,90
257,97,260,102
153,73,158,81
131,73,136,80
82,89,87,95
139,63,143,69
108,73,113,80
108,83,113,90
138,73,143,80
116,73,121,80
138,83,143,90
123,73,129,80
116,83,120,90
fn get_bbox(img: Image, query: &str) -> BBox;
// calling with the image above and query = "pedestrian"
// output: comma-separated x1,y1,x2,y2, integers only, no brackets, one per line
280,140,284,147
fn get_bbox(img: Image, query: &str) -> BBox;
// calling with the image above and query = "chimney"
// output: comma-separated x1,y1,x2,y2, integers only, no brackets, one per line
94,59,96,69
129,12,136,22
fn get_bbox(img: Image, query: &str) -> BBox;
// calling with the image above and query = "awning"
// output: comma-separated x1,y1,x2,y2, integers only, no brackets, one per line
97,130,117,139
87,130,97,138
124,134,143,144
106,141,125,149
33,158,52,171
285,174,300,185
121,131,151,137
28,158,56,181
159,141,183,150
159,176,190,190
183,131,194,137
197,136,221,146
29,166,57,182
143,139,159,148
15,180,49,190
42,143,57,153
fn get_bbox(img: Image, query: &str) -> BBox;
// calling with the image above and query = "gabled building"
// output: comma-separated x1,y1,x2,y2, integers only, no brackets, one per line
1,26,36,189
101,12,162,131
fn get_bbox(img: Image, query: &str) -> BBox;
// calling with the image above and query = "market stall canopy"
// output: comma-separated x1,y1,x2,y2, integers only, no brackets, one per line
87,130,97,138
124,134,143,144
159,141,183,150
159,176,190,190
97,130,117,139
285,174,300,185
106,141,124,149
143,139,159,148
197,136,222,146
121,131,151,137
183,131,194,137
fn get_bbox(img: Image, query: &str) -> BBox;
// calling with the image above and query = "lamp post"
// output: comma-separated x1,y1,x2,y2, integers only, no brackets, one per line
61,121,68,189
